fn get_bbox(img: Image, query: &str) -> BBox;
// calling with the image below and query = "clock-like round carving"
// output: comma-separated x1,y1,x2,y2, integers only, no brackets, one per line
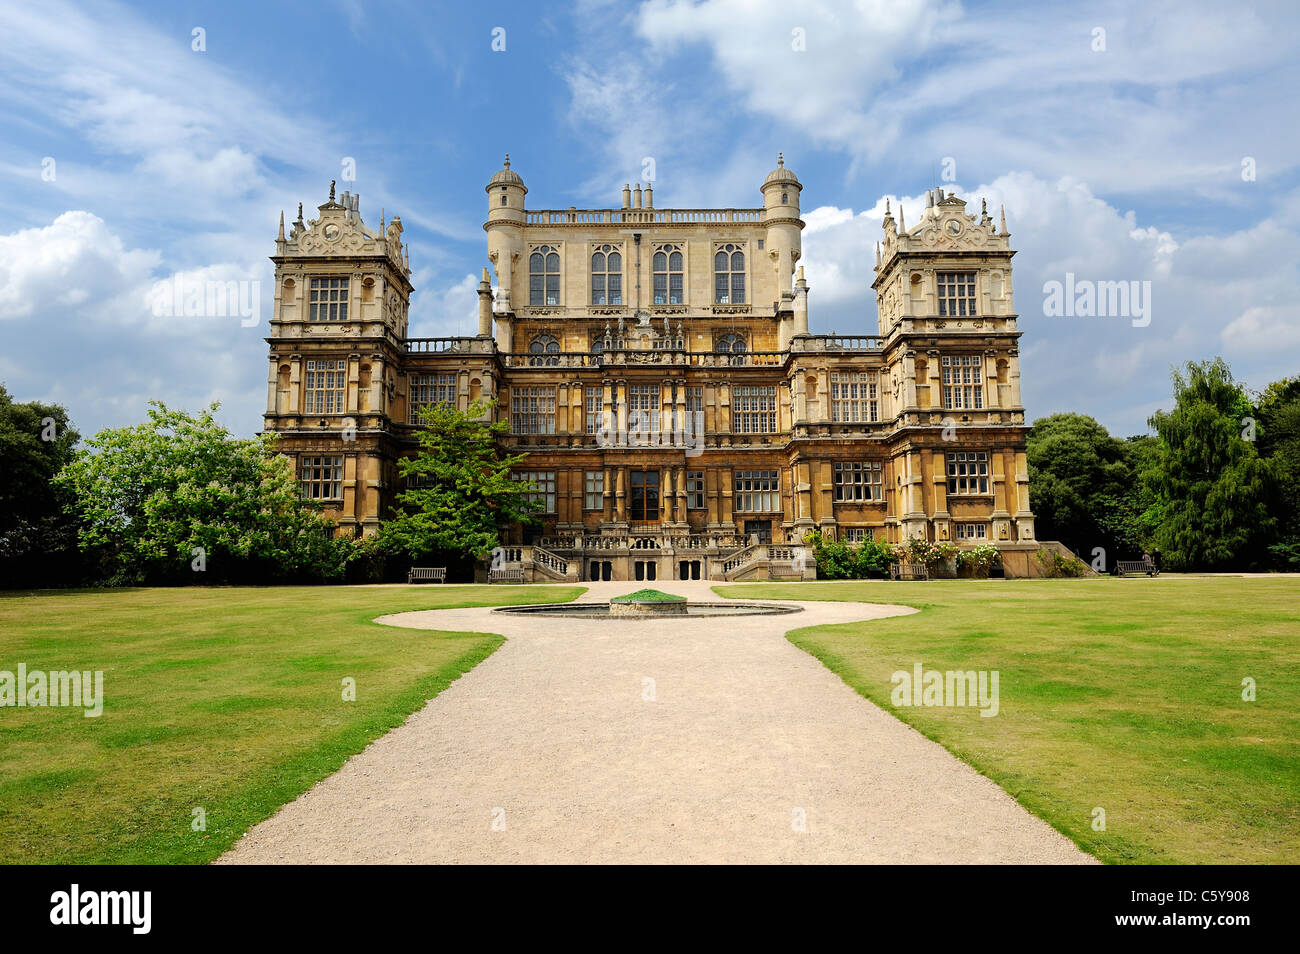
323,223,341,241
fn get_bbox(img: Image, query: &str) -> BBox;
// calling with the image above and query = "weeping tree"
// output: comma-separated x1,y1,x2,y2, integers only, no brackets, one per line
1145,359,1278,571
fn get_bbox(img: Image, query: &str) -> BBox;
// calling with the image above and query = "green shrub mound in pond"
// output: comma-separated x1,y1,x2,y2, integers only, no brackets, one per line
610,589,687,603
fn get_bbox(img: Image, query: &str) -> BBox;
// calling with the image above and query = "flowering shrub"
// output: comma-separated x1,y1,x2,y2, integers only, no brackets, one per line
905,537,958,567
957,543,1002,576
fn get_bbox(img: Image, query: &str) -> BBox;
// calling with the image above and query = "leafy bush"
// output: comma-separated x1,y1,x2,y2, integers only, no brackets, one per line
805,530,898,580
1035,547,1087,578
612,589,685,603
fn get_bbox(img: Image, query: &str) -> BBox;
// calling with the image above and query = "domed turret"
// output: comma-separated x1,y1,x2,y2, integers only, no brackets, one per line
763,152,801,189
761,153,804,307
488,153,526,189
484,154,527,318
761,152,802,217
486,154,528,220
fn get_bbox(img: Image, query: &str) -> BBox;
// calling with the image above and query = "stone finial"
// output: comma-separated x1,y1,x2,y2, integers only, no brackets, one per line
898,203,905,231
999,204,1008,236
296,202,303,224
329,179,336,202
503,153,510,169
982,197,988,215
277,210,285,241
777,152,784,167
885,198,891,216
481,266,490,282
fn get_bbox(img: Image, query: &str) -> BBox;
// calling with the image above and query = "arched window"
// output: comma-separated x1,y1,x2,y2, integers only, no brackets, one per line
715,333,747,354
528,334,560,366
591,244,622,305
529,246,561,306
653,246,684,304
714,244,745,304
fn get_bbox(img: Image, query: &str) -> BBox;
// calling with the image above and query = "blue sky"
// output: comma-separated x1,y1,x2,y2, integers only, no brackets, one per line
2,0,1298,439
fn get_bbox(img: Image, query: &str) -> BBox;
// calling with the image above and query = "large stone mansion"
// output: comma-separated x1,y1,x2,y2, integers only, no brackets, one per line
263,156,1040,581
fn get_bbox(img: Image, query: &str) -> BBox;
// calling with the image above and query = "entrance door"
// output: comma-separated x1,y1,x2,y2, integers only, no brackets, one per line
629,470,660,523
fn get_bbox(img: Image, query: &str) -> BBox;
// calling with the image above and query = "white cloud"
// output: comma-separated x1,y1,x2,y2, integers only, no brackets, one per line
621,0,1300,196
1222,305,1300,355
0,211,158,321
409,271,479,339
0,211,269,438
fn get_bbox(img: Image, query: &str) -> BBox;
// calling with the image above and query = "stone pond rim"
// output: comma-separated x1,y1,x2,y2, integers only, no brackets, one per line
491,593,804,620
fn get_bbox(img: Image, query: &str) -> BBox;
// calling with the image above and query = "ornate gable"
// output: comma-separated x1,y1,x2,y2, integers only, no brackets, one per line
876,189,1011,273
276,181,410,278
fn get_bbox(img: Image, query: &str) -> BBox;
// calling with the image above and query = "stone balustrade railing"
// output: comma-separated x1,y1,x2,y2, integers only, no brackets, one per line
537,533,747,553
721,543,764,575
529,545,571,577
525,208,763,225
406,337,493,354
501,350,786,369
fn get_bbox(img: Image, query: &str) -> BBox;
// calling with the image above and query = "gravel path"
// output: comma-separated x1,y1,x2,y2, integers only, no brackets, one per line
219,581,1094,864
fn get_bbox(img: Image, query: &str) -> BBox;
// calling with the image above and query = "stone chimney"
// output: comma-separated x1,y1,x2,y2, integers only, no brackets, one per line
477,267,493,337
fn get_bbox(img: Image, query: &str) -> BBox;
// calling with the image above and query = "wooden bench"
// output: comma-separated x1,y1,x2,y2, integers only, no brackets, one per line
488,567,525,584
1115,559,1157,577
891,562,930,581
407,567,447,584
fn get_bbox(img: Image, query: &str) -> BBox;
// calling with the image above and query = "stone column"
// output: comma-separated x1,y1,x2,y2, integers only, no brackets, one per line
288,355,302,414
719,382,732,442
720,466,734,526
347,354,361,414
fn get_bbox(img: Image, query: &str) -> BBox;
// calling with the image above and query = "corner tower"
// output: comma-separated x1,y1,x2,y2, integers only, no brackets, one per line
484,155,527,319
264,182,412,537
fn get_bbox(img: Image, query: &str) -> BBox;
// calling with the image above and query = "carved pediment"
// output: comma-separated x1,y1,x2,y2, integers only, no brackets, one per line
280,187,408,275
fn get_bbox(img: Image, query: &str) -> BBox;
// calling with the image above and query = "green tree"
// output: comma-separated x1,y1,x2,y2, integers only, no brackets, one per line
1146,358,1277,571
1115,434,1163,555
1027,413,1136,559
1255,375,1300,568
379,399,541,562
55,401,350,584
0,384,83,587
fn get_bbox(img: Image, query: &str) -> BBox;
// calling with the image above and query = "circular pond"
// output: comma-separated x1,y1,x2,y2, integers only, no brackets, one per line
493,601,803,620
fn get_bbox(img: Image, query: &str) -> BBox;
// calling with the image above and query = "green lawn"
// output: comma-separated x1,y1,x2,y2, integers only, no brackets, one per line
0,584,582,864
716,577,1300,864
